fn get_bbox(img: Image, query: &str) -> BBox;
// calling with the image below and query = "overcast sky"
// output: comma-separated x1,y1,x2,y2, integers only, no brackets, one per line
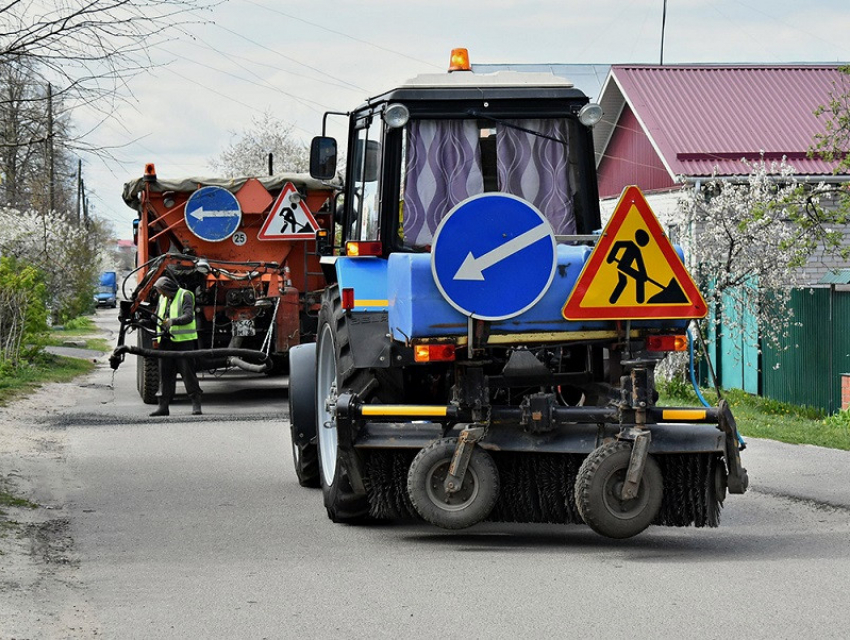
73,0,850,236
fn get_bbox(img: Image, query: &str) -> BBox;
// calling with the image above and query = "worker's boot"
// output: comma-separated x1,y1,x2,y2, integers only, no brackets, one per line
190,394,202,416
149,398,170,417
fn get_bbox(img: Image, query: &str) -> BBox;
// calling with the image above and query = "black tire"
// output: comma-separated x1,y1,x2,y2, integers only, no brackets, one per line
287,343,319,488
136,331,159,405
575,440,663,539
407,438,500,530
315,286,373,522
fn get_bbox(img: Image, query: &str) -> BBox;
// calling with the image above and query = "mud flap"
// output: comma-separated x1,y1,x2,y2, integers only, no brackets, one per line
717,399,749,494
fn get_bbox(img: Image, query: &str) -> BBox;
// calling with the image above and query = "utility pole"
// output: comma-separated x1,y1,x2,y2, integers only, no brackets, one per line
77,159,82,224
47,83,55,212
268,152,273,176
660,0,668,65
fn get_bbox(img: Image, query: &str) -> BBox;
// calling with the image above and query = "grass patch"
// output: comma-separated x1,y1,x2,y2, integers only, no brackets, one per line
44,335,111,352
658,381,850,451
0,354,95,406
0,477,38,538
55,316,97,333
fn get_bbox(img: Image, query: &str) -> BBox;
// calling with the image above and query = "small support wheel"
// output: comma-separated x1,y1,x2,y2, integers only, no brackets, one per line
407,438,500,530
575,440,663,539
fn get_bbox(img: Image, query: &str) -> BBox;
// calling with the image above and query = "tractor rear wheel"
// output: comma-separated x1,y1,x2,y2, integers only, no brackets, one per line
287,344,319,487
407,438,500,530
575,440,663,539
315,287,372,522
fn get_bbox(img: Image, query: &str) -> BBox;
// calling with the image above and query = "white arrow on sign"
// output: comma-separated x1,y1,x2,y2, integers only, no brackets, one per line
454,223,551,281
189,207,239,221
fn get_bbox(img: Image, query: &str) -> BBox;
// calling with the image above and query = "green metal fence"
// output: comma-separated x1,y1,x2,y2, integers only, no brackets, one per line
760,288,850,413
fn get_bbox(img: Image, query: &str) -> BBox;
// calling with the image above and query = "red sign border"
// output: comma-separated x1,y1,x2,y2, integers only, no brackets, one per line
257,182,320,241
562,185,707,320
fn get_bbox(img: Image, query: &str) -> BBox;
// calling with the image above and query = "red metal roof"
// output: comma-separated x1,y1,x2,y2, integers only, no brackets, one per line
602,64,849,178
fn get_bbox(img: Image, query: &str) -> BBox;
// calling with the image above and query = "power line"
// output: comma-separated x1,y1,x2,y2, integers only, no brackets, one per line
244,0,443,71
213,23,366,92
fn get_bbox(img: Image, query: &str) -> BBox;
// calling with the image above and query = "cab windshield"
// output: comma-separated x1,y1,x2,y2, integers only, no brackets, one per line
399,117,579,249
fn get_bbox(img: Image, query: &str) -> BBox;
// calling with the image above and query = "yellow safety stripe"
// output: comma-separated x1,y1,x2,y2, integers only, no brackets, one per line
353,299,389,307
661,409,707,421
360,405,448,417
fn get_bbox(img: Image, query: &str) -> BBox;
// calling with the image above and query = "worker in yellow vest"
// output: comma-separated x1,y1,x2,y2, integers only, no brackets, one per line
150,276,202,417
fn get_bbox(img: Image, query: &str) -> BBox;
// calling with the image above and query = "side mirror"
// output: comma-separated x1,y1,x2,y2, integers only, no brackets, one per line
310,136,337,180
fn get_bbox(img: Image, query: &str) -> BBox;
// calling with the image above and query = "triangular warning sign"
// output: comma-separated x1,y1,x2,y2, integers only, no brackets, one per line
258,182,320,240
563,186,706,320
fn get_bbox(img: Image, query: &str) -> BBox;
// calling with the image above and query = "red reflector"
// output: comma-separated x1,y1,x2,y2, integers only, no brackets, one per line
341,288,355,311
414,344,456,363
647,335,688,352
346,241,382,257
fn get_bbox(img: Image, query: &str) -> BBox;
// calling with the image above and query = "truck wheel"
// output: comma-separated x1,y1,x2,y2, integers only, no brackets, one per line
575,440,663,539
407,438,500,530
315,287,371,522
287,343,319,488
136,332,159,405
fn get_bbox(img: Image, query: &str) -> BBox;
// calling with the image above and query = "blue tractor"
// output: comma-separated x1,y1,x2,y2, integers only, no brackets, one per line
287,51,748,539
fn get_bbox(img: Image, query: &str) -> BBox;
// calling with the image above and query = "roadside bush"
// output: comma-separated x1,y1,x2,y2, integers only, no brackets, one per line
0,257,49,370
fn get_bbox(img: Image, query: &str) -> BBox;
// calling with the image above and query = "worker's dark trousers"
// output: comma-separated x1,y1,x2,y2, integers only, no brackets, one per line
156,338,201,403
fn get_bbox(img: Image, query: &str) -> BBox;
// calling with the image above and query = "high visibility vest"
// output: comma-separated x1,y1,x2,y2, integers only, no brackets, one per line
157,288,198,342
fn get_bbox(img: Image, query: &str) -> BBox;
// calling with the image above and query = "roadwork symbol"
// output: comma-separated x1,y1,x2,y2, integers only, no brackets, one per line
562,186,706,320
258,182,320,240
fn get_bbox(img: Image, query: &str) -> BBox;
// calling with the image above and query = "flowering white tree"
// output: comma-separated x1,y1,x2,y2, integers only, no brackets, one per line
813,65,850,174
678,157,847,351
209,111,309,177
0,207,111,322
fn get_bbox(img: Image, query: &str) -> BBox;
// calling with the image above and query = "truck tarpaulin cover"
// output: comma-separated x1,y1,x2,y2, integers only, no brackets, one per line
121,173,342,210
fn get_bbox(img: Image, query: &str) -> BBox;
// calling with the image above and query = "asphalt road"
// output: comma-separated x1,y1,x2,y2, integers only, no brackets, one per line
37,310,850,638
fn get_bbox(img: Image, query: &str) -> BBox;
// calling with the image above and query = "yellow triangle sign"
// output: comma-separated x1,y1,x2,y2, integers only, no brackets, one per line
563,186,707,320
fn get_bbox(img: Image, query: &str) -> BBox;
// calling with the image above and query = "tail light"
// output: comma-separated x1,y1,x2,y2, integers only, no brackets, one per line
341,288,355,311
646,335,688,352
414,344,456,363
345,241,382,257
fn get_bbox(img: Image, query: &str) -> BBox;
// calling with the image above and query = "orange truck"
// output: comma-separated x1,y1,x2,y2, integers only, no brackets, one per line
109,164,337,403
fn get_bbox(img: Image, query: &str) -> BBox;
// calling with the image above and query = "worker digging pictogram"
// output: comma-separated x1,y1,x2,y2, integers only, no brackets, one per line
258,181,320,240
606,228,688,305
563,185,706,320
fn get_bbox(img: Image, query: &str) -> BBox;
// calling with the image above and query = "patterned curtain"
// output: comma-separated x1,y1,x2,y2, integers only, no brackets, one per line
403,120,484,247
496,119,575,235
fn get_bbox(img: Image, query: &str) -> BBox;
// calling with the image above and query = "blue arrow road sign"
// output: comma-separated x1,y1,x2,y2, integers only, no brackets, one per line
431,193,557,321
184,186,242,242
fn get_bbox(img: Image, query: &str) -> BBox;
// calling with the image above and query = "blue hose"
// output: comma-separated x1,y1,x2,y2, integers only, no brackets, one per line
688,327,711,408
688,327,746,447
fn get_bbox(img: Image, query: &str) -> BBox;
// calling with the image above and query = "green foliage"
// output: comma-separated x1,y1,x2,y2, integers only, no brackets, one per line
658,384,848,451
656,376,702,405
824,409,850,429
812,65,850,174
0,354,94,405
0,257,49,367
62,316,96,332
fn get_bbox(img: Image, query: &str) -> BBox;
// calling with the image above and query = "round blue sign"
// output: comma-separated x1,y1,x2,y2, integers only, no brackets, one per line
184,186,242,242
431,194,557,321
